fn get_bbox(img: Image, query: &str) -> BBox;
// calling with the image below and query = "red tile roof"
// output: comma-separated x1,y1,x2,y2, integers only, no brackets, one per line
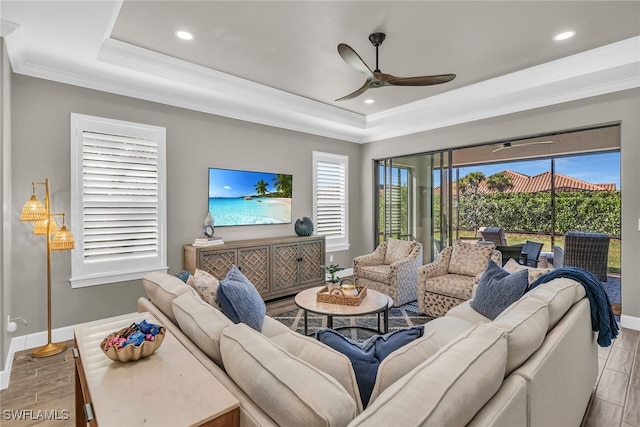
477,170,616,193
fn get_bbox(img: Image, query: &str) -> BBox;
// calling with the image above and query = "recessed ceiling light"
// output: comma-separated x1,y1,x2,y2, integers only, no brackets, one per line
364,99,375,104
554,31,575,41
176,30,194,41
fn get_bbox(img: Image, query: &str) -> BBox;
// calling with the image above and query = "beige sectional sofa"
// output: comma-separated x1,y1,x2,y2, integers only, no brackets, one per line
137,271,598,427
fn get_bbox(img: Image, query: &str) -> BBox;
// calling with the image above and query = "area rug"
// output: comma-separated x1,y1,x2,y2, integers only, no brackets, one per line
271,301,433,342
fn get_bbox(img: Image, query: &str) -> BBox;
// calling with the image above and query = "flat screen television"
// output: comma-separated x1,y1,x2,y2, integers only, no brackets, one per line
208,167,292,226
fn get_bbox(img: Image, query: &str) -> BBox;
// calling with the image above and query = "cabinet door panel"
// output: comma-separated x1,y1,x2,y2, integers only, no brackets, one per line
272,243,299,291
200,250,236,280
238,246,270,295
299,240,325,285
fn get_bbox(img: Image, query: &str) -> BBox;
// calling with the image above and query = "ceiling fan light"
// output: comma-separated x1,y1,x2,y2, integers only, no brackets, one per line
364,99,375,104
554,31,575,41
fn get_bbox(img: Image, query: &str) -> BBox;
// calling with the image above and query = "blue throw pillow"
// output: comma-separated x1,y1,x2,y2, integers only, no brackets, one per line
470,259,529,320
316,326,424,407
217,265,266,331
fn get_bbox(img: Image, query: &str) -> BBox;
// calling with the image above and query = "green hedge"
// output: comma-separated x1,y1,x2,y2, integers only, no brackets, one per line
438,191,620,236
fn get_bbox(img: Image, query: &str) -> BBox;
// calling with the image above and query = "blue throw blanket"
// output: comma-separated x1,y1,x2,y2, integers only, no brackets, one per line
529,267,619,347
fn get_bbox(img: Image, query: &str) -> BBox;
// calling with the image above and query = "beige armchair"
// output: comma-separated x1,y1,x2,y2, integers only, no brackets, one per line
417,240,501,317
353,238,423,307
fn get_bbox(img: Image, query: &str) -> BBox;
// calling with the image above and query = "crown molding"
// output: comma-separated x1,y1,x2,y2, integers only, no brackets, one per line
3,16,639,144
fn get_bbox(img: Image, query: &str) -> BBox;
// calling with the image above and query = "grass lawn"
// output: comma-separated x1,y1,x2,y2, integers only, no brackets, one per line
453,231,621,273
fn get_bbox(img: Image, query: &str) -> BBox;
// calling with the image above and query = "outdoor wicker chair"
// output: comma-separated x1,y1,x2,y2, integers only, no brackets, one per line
553,231,610,281
479,227,507,246
519,240,543,267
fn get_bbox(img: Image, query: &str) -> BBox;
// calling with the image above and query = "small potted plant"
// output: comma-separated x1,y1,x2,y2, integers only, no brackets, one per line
323,263,345,290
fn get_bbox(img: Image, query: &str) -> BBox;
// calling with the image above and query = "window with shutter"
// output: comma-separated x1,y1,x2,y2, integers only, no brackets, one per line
313,151,349,252
70,114,167,288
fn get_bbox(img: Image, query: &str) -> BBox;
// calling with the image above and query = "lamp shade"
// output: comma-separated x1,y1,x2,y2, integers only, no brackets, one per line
33,216,59,236
20,195,46,221
51,225,75,251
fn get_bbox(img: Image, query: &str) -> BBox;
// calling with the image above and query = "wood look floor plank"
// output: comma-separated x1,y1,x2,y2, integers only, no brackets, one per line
583,397,623,427
596,368,630,406
615,329,640,351
607,346,636,374
623,385,640,426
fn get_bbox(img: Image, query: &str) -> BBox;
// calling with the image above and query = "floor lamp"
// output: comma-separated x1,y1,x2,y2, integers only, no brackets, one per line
20,178,75,358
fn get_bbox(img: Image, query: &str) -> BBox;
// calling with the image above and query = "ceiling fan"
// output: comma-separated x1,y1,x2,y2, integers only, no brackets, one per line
335,32,456,101
492,140,554,153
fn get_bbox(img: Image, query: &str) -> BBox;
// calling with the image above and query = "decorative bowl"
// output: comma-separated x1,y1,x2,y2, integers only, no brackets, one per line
100,323,165,362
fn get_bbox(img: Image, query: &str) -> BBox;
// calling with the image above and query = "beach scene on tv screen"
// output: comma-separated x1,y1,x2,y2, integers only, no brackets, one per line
208,168,292,226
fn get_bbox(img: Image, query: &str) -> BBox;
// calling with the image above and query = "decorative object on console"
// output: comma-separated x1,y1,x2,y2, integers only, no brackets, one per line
203,211,215,237
20,178,75,358
470,259,529,320
193,236,224,246
294,216,314,236
316,280,367,306
217,265,266,331
100,320,166,362
316,326,425,407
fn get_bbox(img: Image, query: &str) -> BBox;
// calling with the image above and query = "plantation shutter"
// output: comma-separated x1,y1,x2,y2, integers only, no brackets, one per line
313,152,349,251
70,114,167,288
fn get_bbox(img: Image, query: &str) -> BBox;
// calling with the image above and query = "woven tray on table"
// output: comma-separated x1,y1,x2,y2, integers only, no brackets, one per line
316,280,367,306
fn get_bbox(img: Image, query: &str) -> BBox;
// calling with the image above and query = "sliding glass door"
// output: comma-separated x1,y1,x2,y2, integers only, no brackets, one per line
375,151,452,263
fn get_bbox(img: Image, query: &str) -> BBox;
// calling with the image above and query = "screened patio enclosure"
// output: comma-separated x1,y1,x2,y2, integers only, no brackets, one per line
374,125,621,268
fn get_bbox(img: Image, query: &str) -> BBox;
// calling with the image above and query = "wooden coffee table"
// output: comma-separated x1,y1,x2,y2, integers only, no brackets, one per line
74,313,240,427
294,286,393,336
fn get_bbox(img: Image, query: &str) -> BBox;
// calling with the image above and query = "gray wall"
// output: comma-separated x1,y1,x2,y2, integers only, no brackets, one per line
361,88,640,322
7,74,363,346
1,39,12,368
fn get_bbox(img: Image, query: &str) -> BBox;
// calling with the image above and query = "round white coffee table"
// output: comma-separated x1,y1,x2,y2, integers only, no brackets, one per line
294,286,393,336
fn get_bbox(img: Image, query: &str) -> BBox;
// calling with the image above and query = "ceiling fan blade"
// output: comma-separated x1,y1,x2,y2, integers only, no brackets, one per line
335,79,372,101
492,146,507,153
513,140,554,147
384,73,457,86
337,43,374,79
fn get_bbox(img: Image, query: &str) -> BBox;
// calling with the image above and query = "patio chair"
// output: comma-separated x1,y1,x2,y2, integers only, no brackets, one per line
553,231,610,281
519,240,543,267
479,227,507,246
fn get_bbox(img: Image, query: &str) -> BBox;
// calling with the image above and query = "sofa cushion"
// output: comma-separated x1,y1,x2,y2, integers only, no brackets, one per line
217,265,266,331
493,296,550,375
187,269,221,310
448,240,494,276
349,323,507,426
275,329,363,412
368,329,442,403
220,323,357,426
142,271,193,324
503,258,552,285
526,277,580,330
470,260,529,320
316,326,424,407
445,300,491,324
171,292,233,367
384,238,415,264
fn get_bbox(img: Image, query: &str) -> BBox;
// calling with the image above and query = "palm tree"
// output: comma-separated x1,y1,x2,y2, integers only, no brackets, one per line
272,174,292,198
486,172,513,192
459,171,485,196
254,179,269,196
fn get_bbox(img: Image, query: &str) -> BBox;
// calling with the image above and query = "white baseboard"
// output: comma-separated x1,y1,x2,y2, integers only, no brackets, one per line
337,268,354,278
1,312,137,390
620,314,640,331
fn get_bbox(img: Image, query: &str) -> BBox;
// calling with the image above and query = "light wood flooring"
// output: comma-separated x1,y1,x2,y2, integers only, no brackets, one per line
1,320,638,426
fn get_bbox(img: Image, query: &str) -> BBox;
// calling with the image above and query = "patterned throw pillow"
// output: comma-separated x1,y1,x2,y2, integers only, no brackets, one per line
187,269,222,310
470,260,529,320
384,238,415,265
448,240,494,276
217,265,266,331
503,258,552,285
